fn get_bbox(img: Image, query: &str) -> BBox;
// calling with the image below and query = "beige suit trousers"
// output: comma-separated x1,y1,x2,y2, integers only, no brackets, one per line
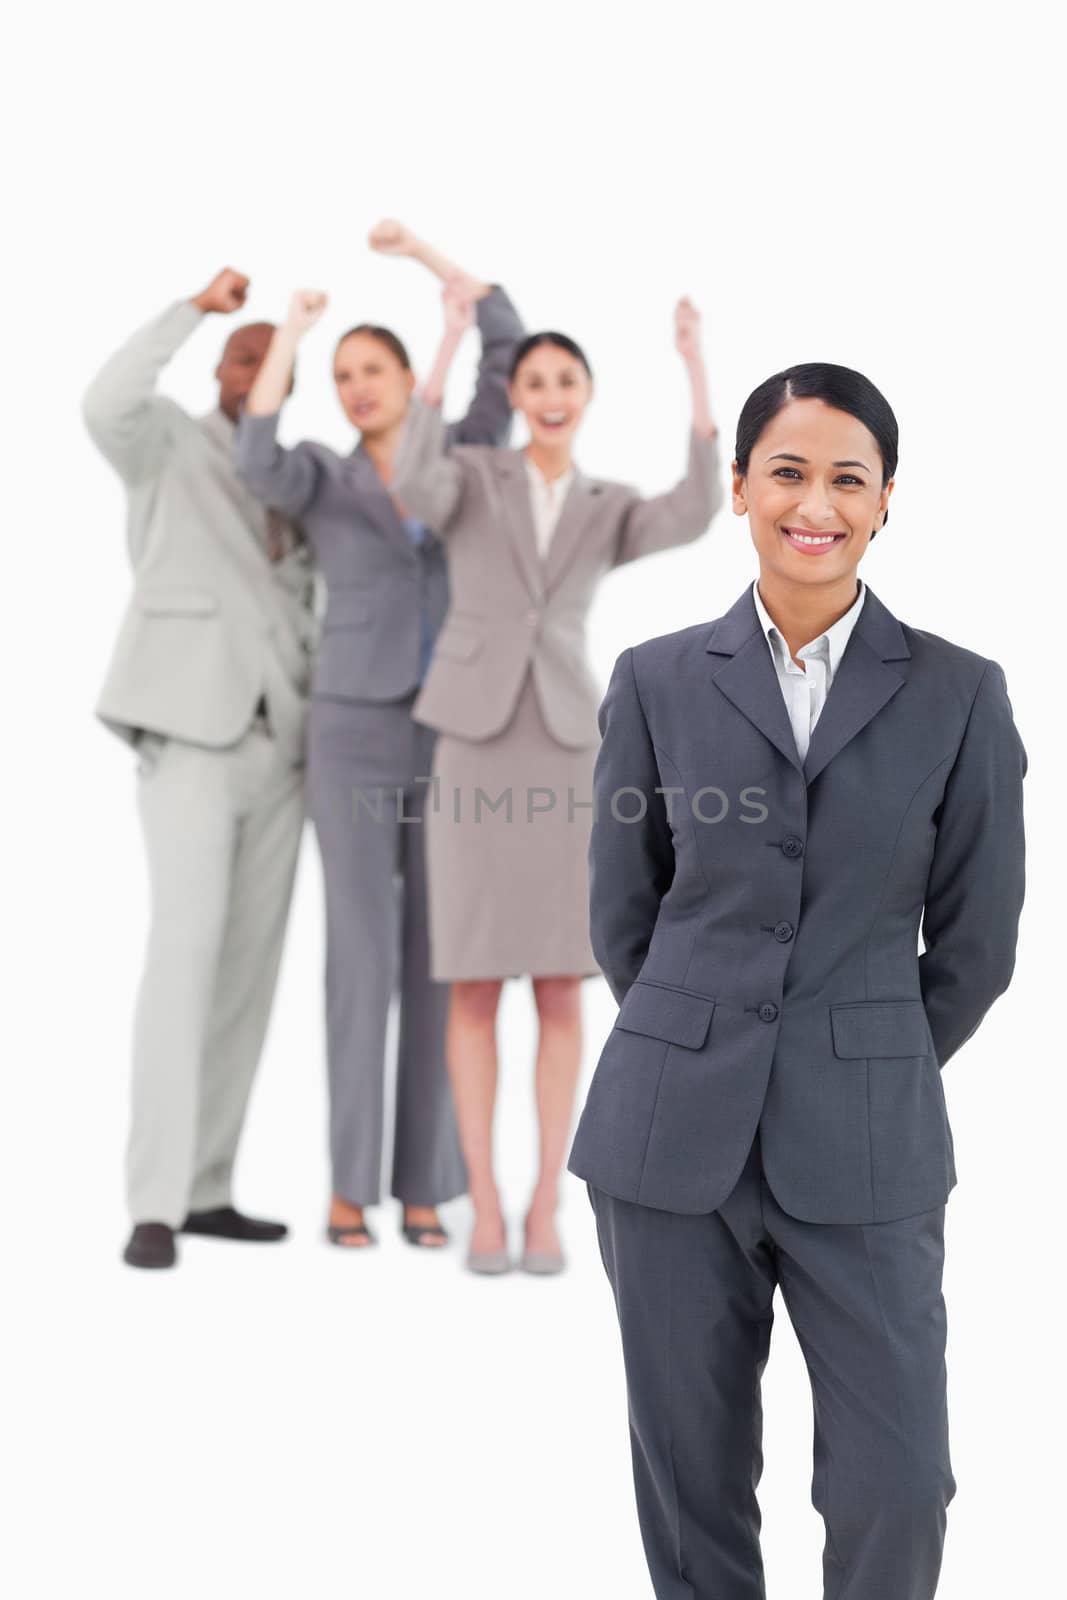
127,725,304,1225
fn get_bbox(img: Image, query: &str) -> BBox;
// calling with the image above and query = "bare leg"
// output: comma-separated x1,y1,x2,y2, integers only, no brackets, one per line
447,979,506,1255
526,976,583,1257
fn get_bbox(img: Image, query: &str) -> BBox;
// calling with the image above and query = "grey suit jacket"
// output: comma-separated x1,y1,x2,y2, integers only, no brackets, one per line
83,301,318,761
392,398,723,747
567,582,1027,1223
233,287,524,703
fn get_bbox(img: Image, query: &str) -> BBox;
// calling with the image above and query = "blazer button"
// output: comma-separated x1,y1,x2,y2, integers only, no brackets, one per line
782,835,804,857
758,1002,779,1023
773,921,794,942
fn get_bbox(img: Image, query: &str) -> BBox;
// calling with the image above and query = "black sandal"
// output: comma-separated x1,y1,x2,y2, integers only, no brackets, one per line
327,1222,377,1248
401,1218,450,1248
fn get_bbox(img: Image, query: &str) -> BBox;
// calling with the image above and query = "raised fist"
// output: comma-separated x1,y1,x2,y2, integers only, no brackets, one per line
674,296,702,360
368,218,418,257
441,278,476,336
285,289,329,335
192,268,250,315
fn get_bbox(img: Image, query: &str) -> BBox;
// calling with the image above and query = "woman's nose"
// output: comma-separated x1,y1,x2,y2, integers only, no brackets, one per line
796,485,837,523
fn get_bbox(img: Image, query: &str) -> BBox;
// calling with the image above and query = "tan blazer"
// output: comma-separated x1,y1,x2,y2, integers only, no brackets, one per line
392,398,723,748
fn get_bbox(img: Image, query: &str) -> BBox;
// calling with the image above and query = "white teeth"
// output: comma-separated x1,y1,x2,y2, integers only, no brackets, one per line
540,413,566,424
788,531,838,545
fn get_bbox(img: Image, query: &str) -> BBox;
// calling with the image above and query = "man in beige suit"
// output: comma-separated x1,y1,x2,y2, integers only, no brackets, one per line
84,268,317,1270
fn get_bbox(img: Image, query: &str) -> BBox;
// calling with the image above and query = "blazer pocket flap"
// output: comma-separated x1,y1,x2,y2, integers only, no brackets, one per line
831,1001,930,1059
138,585,218,617
616,982,715,1050
434,627,482,662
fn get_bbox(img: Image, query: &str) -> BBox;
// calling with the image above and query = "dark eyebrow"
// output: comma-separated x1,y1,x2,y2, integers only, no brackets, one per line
767,452,871,472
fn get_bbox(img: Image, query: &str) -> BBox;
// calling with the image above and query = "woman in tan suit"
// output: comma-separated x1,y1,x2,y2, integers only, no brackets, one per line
392,290,722,1273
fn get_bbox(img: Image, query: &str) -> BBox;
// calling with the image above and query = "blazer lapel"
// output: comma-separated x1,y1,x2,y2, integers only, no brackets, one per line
705,583,911,783
351,444,419,552
493,451,544,600
542,473,604,593
801,587,910,784
706,590,804,775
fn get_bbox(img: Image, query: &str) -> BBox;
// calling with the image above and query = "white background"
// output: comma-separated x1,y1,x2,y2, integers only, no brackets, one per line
4,3,1062,1596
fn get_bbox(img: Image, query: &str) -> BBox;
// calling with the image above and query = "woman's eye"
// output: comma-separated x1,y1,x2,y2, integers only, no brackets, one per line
773,467,801,480
836,475,863,487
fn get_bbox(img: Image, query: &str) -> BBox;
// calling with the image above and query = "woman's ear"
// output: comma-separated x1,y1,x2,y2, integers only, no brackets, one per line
731,461,748,517
873,476,894,533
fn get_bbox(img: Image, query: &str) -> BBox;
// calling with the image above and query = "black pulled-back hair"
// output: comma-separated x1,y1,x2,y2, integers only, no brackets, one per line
335,323,412,370
735,363,898,532
509,331,593,383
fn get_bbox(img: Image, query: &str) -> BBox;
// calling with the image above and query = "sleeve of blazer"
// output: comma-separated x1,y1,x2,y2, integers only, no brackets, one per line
233,410,323,520
918,659,1027,1066
445,284,524,449
393,395,465,532
589,648,677,1006
82,299,203,484
612,429,723,568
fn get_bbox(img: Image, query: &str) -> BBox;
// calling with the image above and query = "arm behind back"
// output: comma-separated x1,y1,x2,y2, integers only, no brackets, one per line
918,659,1027,1065
590,648,677,1005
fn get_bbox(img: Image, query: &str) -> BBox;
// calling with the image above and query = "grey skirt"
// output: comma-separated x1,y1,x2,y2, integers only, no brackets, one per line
425,671,601,982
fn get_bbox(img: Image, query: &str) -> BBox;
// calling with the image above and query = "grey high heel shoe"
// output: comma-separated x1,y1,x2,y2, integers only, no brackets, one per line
520,1248,566,1276
466,1248,512,1275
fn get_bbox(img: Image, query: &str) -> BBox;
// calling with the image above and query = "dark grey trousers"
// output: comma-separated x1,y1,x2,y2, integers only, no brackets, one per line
588,1130,955,1599
308,694,466,1206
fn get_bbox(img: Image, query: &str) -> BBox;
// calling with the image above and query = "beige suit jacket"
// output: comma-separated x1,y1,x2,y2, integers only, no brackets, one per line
392,398,723,747
83,301,317,761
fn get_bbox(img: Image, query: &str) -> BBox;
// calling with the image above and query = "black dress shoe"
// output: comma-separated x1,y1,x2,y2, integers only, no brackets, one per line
123,1222,177,1270
181,1206,288,1243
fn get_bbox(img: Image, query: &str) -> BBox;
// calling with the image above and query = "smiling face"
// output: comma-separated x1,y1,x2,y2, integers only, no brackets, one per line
732,398,893,588
333,331,415,439
508,343,592,454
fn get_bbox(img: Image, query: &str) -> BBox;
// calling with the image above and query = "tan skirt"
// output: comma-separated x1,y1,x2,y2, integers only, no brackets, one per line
425,671,601,981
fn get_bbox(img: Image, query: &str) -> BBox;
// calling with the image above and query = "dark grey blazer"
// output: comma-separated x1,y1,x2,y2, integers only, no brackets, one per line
234,287,523,702
567,581,1027,1224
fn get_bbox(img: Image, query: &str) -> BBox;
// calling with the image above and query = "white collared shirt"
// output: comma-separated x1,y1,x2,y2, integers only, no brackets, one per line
751,578,866,760
524,456,576,559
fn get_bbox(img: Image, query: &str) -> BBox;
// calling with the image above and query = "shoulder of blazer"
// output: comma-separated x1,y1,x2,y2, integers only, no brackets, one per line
901,622,994,679
297,438,346,469
899,622,1003,717
630,618,720,682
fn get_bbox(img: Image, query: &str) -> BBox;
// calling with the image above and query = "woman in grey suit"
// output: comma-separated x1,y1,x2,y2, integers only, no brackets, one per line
234,223,524,1251
568,364,1026,1597
392,290,723,1273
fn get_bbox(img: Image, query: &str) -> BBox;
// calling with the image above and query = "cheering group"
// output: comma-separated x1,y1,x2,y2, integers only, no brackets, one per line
84,220,721,1276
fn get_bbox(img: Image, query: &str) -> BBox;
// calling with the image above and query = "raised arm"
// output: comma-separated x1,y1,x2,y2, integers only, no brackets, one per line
369,218,523,447
918,660,1027,1067
613,297,723,567
82,267,248,482
235,290,328,519
391,287,473,531
589,649,676,1006
368,218,493,300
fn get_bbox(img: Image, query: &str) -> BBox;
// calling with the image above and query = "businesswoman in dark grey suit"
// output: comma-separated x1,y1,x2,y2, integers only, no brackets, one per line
568,365,1027,1597
393,290,723,1274
235,223,524,1251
